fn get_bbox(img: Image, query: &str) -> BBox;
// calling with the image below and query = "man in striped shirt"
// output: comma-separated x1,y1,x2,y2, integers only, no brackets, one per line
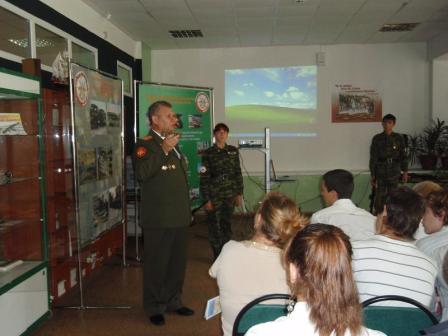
352,187,437,307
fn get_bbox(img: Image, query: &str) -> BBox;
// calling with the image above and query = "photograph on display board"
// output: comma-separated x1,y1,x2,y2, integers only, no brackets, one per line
108,185,122,226
78,148,97,184
107,103,121,128
188,114,202,128
97,147,113,179
89,100,107,134
196,140,210,155
92,190,109,233
189,188,200,201
331,83,382,123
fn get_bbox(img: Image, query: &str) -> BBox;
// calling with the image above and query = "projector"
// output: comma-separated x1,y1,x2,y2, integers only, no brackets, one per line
238,139,264,148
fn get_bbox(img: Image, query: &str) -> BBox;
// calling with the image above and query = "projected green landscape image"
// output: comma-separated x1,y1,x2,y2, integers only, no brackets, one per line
225,66,317,136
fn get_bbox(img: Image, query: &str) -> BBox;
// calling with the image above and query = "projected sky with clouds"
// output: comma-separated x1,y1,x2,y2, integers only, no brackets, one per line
226,67,316,109
225,66,317,137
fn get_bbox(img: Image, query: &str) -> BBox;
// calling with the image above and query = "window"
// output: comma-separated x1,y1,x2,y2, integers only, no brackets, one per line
72,42,96,69
35,24,67,67
117,61,133,96
0,7,31,59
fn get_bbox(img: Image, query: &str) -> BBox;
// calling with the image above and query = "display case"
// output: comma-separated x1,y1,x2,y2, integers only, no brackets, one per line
0,68,49,335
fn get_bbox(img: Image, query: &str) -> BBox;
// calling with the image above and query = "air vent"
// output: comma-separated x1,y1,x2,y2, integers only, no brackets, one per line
169,30,203,38
379,23,419,32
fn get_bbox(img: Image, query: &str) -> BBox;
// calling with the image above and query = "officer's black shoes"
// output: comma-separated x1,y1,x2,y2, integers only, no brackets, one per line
149,314,165,326
174,306,195,316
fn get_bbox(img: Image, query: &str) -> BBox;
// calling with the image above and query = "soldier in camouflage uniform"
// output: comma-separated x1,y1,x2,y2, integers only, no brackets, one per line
200,123,244,260
370,114,408,215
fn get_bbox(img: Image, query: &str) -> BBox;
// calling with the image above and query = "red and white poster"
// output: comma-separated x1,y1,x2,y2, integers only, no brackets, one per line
331,83,382,123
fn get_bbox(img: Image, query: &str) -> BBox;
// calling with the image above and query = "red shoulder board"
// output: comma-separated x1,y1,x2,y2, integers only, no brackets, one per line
136,146,148,158
143,135,152,141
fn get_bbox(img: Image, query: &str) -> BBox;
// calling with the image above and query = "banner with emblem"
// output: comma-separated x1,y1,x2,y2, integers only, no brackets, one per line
137,83,213,208
70,63,124,245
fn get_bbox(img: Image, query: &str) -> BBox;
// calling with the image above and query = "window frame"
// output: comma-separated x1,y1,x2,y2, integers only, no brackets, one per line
117,60,133,97
0,1,98,72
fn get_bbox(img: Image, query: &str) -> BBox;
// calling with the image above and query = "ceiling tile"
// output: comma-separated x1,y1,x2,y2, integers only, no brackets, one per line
80,0,448,49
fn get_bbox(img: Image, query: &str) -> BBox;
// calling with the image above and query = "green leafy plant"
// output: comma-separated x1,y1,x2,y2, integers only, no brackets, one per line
417,118,446,156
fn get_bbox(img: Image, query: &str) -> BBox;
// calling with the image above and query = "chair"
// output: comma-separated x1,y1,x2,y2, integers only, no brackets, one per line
362,295,439,336
232,293,290,336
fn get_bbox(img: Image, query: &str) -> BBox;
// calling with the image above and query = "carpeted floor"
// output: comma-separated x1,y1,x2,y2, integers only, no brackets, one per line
33,213,255,336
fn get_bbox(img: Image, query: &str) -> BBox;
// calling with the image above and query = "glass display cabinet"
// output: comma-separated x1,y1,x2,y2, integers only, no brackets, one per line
0,68,49,335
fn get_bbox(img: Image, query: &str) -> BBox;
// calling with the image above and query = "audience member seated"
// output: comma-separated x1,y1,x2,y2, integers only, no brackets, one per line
209,192,308,336
413,181,443,239
416,189,448,320
246,224,385,336
352,187,437,307
310,169,376,241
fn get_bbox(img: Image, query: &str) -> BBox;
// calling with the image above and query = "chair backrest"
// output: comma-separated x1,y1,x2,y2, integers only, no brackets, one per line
362,295,439,336
232,293,290,336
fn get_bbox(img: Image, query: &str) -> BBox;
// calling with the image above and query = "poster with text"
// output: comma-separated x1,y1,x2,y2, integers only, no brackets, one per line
331,83,382,123
71,63,124,246
138,83,213,208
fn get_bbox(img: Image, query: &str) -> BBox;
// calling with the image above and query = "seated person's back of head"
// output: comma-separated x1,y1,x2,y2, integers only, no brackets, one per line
246,224,385,336
311,169,375,241
352,187,438,307
209,191,308,336
416,188,448,320
413,180,443,239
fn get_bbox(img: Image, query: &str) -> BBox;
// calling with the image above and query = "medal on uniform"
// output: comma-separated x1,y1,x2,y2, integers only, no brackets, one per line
161,165,168,170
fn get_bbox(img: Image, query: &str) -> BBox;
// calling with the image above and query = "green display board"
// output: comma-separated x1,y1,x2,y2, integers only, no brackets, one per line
137,83,213,208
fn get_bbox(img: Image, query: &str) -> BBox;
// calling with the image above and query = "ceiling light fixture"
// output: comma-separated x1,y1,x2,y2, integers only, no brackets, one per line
380,23,419,32
169,30,203,38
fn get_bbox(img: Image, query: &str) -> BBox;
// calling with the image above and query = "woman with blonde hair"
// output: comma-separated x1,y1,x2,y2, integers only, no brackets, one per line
209,191,308,336
247,224,385,336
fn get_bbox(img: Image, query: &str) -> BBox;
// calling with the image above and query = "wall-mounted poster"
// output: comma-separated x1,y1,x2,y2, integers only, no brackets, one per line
70,63,124,246
331,83,382,123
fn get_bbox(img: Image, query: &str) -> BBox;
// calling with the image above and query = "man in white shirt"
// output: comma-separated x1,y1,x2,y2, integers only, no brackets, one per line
310,169,375,241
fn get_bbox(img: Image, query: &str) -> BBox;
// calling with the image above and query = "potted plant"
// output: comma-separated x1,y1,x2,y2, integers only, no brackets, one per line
437,128,448,170
416,118,445,170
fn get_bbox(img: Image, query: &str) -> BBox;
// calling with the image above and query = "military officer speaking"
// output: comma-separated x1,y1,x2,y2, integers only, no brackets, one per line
200,123,244,260
134,101,194,326
370,114,408,215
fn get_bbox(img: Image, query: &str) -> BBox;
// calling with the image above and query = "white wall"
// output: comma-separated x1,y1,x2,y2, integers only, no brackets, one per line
38,0,140,58
432,55,448,122
151,43,430,173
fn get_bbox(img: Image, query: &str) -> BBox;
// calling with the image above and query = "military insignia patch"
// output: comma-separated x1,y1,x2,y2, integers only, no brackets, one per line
136,146,147,158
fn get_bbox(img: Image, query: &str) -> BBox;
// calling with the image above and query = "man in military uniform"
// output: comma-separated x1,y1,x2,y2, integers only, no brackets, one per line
134,101,194,326
370,114,408,215
200,123,243,260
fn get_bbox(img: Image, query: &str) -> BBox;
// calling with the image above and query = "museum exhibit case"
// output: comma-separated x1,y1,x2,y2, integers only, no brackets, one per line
0,68,50,335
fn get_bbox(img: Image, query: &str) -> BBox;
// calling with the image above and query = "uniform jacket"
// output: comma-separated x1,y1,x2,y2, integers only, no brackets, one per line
199,143,243,202
134,129,191,228
369,131,408,179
